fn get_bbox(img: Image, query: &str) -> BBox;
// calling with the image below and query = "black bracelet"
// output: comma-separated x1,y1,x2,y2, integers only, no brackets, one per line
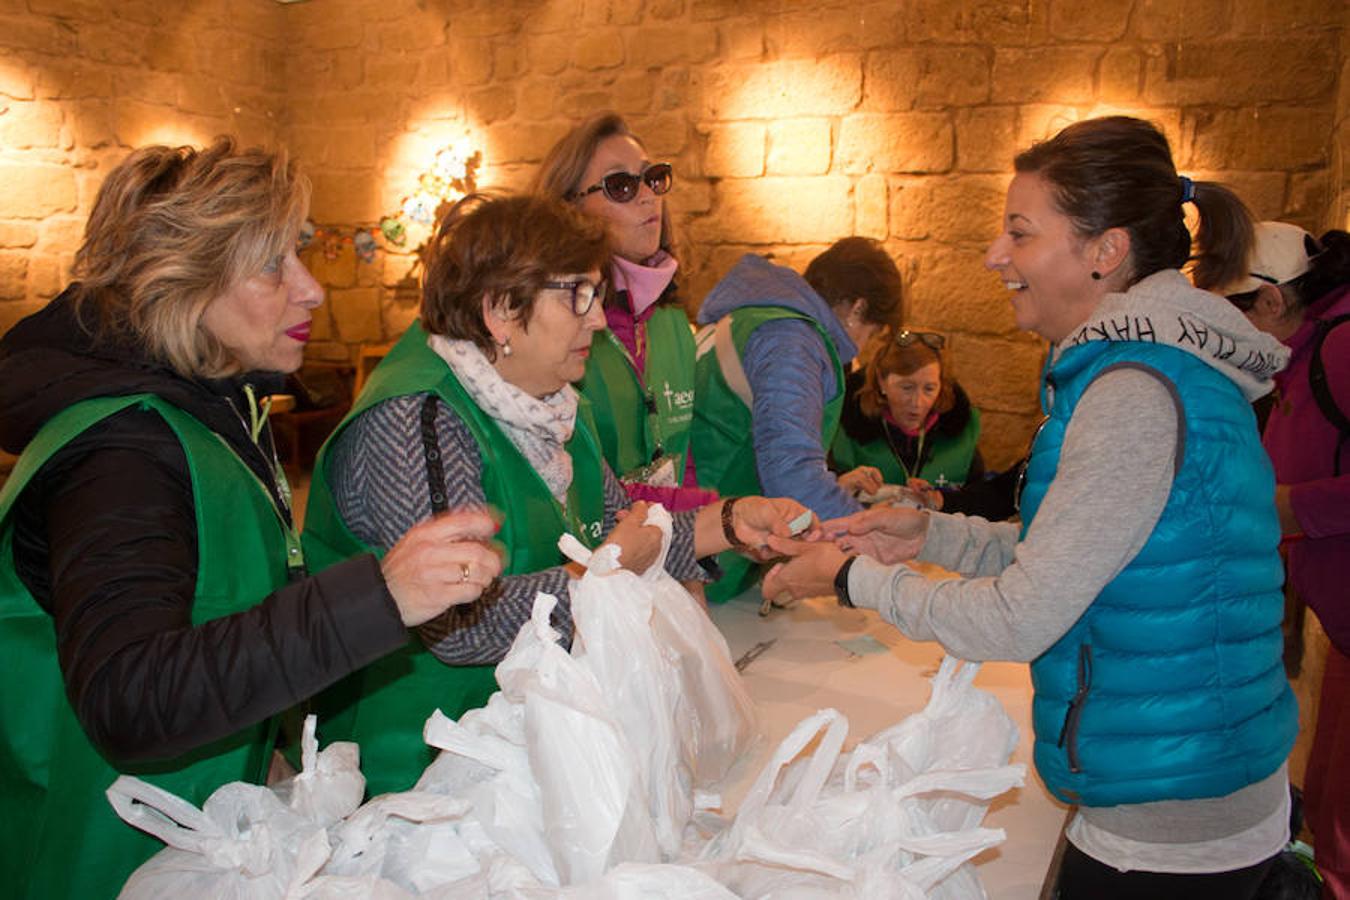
834,556,858,608
721,496,749,551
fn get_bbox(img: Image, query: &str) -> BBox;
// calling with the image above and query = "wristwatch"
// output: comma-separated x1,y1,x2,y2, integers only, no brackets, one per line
834,556,858,608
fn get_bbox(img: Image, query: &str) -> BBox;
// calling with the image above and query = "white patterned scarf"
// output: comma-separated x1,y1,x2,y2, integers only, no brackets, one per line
428,334,577,503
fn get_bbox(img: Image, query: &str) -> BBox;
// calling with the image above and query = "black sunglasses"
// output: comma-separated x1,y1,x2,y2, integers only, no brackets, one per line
568,163,673,204
894,329,946,351
542,278,608,316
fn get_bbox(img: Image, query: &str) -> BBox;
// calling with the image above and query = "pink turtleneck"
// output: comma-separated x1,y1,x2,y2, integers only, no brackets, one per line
606,252,677,375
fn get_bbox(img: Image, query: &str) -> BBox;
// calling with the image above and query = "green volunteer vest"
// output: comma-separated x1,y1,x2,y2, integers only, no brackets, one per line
829,408,981,488
691,306,846,602
0,394,296,899
578,305,697,485
303,322,606,795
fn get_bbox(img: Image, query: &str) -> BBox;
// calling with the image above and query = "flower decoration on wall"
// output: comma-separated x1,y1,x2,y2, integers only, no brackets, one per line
295,138,482,265
296,222,384,262
381,140,482,250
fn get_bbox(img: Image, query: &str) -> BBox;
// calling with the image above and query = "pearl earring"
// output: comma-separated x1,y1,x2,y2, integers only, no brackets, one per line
500,337,513,357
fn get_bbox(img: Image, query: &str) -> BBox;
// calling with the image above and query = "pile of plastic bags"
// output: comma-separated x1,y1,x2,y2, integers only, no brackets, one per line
110,507,1024,899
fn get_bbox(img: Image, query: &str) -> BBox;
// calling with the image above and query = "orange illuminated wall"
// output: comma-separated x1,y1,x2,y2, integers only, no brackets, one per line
2,0,1348,466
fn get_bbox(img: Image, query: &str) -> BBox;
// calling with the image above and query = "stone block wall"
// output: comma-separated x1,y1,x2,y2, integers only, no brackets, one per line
282,0,1348,467
2,0,1347,467
0,0,288,335
1335,24,1350,231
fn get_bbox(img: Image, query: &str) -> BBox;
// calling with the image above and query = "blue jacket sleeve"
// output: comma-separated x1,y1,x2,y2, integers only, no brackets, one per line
742,319,862,519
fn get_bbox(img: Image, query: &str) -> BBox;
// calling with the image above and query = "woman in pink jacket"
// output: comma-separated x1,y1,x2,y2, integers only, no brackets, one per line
1220,222,1350,900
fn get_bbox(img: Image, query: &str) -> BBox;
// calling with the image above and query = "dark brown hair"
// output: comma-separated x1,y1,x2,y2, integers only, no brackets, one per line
803,237,903,325
858,338,954,419
421,193,610,358
1014,116,1253,291
72,136,309,377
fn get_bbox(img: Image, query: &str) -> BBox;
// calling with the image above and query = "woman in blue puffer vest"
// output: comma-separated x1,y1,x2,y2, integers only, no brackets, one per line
763,116,1296,900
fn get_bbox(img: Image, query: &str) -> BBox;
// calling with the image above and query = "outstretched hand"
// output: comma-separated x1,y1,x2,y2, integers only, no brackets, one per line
761,535,851,604
382,509,503,627
818,505,929,564
838,465,884,498
729,496,816,562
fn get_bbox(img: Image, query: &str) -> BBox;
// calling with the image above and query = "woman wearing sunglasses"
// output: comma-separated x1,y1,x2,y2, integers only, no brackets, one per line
302,194,807,794
533,113,716,513
830,329,984,510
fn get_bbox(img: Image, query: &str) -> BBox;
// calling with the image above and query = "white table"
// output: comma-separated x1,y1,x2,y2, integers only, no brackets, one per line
709,589,1069,900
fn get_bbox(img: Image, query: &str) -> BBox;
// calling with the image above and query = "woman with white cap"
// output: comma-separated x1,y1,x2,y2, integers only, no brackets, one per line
1219,221,1350,900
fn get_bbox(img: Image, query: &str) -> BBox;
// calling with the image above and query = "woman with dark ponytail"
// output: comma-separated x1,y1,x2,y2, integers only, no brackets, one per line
765,117,1294,899
1219,222,1350,900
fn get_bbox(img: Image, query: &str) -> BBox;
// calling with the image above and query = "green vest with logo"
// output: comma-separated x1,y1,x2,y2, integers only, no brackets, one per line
303,322,606,795
578,305,697,486
0,394,295,899
830,408,981,488
691,306,846,602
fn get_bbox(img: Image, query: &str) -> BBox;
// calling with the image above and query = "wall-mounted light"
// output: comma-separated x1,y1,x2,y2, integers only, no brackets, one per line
380,139,482,250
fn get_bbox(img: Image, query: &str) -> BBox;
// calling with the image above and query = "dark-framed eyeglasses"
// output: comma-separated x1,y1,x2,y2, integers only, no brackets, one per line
894,329,946,351
543,278,608,316
568,162,673,204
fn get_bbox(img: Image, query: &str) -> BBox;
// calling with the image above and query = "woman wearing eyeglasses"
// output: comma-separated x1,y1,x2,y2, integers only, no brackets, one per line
533,113,716,513
303,193,807,794
830,329,984,509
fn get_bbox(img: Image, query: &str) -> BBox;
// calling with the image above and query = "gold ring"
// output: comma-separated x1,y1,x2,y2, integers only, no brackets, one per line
459,562,471,582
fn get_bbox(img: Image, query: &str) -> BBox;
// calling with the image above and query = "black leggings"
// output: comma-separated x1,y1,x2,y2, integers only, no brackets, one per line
1056,842,1276,900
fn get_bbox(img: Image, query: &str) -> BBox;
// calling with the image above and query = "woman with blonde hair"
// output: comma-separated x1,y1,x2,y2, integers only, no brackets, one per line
0,138,500,896
532,112,715,511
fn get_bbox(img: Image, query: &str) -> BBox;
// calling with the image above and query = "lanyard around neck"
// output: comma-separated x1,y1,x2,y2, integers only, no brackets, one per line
884,421,925,482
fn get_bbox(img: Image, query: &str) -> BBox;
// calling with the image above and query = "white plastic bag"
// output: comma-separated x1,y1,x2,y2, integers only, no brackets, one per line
320,790,483,893
632,507,757,786
514,591,661,884
110,776,323,900
509,862,740,899
420,704,555,886
272,715,365,827
698,659,1025,899
856,656,1021,836
560,523,691,857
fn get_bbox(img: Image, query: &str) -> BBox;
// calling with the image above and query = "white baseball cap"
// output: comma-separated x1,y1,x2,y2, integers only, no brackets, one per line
1219,221,1321,295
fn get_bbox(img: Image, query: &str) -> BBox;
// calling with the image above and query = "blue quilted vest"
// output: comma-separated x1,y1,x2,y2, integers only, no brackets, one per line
1021,340,1295,807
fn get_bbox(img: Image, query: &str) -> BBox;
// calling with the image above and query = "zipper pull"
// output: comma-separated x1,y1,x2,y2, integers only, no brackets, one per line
241,383,271,446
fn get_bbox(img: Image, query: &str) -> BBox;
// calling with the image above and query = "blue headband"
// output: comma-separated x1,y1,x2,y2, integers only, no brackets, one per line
1179,175,1195,204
